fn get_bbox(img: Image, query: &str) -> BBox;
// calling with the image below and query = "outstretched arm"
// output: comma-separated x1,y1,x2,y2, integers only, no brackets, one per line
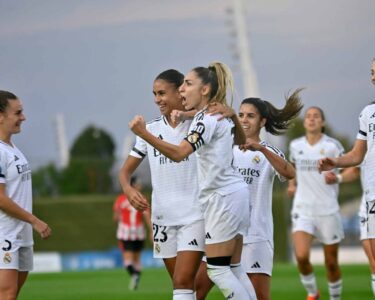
319,139,367,171
129,115,193,162
241,139,295,179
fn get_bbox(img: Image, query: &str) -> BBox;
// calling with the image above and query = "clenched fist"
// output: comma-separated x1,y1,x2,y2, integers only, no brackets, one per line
129,115,146,136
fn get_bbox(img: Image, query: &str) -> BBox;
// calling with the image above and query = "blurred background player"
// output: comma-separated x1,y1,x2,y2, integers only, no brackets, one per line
287,106,345,300
113,175,151,290
0,90,51,300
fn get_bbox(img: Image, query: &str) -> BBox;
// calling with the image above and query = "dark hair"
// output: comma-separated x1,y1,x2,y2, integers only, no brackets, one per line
241,88,304,135
155,69,184,89
0,90,18,112
304,106,326,133
192,62,234,106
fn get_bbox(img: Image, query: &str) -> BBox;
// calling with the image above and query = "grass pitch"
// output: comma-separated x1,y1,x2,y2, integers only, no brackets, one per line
19,264,372,300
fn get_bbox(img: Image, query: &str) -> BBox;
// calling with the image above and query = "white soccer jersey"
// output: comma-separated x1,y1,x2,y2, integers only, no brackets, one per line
0,141,33,248
130,116,203,226
357,103,375,202
184,110,246,203
289,134,344,217
233,142,286,246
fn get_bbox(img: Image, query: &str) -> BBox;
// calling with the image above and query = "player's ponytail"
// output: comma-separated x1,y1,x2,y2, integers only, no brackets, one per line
241,88,304,135
192,62,234,107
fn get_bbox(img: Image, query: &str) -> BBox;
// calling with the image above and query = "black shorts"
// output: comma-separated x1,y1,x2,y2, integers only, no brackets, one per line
119,240,144,252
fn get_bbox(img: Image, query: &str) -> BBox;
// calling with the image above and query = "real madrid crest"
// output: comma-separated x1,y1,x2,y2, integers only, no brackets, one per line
3,252,11,264
155,243,161,254
252,155,261,164
187,133,199,144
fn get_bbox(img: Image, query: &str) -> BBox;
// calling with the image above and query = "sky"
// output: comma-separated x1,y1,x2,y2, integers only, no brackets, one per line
0,0,374,169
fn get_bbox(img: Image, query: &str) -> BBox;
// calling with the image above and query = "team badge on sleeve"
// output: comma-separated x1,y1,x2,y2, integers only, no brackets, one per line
185,122,205,151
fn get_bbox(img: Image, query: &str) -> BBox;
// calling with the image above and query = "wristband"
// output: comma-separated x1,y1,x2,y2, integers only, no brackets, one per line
336,174,343,183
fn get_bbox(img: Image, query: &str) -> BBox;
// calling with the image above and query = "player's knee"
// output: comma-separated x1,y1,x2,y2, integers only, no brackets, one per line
295,253,310,266
172,273,194,289
325,258,339,274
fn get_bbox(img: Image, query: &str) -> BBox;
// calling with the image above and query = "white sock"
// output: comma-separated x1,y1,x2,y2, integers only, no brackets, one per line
300,273,318,296
207,264,249,299
328,279,342,300
173,289,195,300
231,263,257,299
372,274,375,296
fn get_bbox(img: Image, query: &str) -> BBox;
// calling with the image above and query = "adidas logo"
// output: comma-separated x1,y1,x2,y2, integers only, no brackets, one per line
14,155,19,161
370,112,375,118
251,262,261,268
227,292,234,299
188,239,198,246
205,232,212,239
332,235,338,240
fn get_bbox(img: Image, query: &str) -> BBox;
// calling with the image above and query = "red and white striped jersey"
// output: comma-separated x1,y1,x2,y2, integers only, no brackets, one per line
113,195,145,241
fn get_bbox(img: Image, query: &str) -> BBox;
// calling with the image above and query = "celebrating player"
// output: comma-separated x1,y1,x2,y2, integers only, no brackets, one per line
129,62,257,300
194,91,302,300
119,70,205,299
0,91,51,300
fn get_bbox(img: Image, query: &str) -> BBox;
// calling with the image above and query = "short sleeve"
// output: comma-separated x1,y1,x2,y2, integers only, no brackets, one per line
0,150,7,184
185,114,217,151
357,107,368,141
129,135,147,159
289,141,296,163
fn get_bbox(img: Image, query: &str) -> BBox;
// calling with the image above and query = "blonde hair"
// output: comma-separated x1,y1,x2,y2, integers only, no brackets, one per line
192,61,234,107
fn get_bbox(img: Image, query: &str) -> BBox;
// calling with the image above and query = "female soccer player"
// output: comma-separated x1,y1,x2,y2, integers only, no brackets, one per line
119,70,205,300
194,91,302,300
288,106,345,300
129,62,256,300
113,176,152,290
0,91,51,300
319,58,375,295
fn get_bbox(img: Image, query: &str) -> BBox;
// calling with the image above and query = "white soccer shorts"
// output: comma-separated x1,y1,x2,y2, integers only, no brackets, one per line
366,199,375,239
204,187,250,245
241,241,273,276
152,219,205,258
0,242,33,271
291,212,344,245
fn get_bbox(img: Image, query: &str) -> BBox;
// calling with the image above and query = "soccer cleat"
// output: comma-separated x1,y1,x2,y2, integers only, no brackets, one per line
306,291,320,300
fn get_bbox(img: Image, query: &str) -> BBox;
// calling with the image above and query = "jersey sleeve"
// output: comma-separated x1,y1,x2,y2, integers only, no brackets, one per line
0,149,8,184
184,114,217,151
333,140,345,157
265,143,287,182
288,141,296,163
357,106,368,141
129,135,147,159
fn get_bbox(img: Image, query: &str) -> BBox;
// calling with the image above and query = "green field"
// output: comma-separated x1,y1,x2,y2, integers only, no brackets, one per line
19,264,372,300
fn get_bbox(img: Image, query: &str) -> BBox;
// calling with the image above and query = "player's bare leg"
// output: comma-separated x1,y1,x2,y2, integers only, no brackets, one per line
362,239,375,295
0,269,18,300
323,243,342,300
248,273,270,300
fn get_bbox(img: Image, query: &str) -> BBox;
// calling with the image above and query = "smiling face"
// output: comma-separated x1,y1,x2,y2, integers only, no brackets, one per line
303,107,325,134
179,70,210,111
238,103,265,139
0,98,26,136
153,79,184,117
